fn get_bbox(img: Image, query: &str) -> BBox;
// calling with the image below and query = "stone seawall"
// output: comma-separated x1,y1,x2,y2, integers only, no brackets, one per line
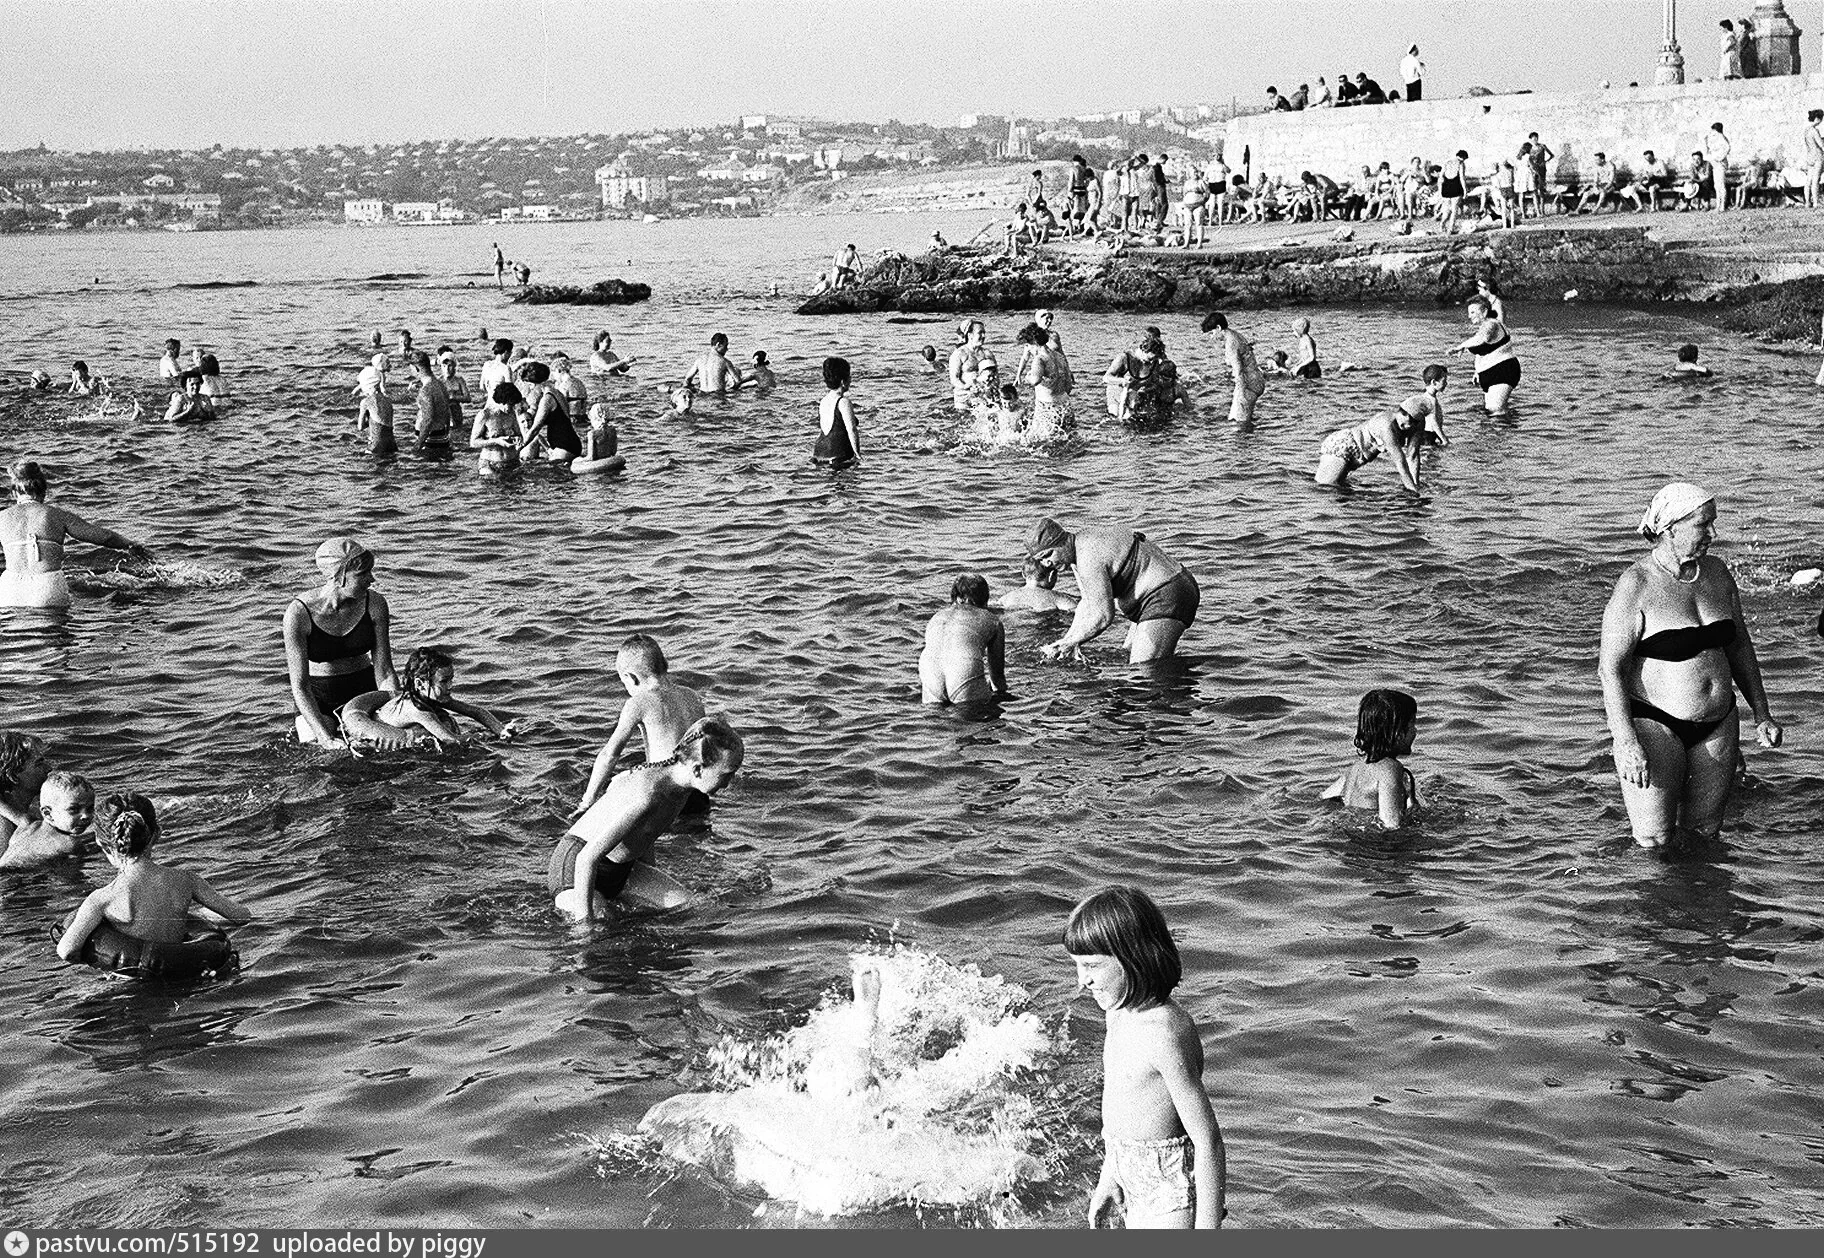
1225,75,1824,186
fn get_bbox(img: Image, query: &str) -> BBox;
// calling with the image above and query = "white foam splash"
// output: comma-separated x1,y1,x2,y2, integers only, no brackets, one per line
638,945,1065,1216
71,561,246,592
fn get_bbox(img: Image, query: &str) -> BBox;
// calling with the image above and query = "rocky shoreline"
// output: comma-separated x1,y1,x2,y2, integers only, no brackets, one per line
797,219,1824,342
513,278,652,306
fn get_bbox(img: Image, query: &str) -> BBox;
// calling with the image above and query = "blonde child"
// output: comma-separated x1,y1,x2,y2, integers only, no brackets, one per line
572,634,707,819
1066,886,1225,1229
1291,318,1322,379
0,770,92,867
56,793,251,961
572,401,624,475
1322,688,1421,828
551,717,744,917
998,554,1079,614
338,646,516,750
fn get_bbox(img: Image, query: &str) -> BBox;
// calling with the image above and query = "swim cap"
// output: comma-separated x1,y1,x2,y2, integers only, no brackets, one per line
314,537,372,579
1024,518,1069,557
1639,482,1714,539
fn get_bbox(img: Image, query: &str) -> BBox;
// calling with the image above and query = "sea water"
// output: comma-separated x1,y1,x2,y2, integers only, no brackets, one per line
0,215,1821,1227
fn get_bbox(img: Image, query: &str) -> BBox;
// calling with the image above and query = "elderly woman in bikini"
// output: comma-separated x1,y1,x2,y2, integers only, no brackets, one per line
1023,518,1199,663
1598,482,1780,851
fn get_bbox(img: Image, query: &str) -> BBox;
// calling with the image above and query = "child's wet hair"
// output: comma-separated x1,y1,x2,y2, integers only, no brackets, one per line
1421,363,1449,386
822,356,851,390
400,646,456,705
41,770,93,805
1677,343,1700,363
672,717,744,773
1354,688,1418,763
1064,885,1182,1010
96,793,158,858
1022,555,1058,588
618,633,668,676
951,573,990,606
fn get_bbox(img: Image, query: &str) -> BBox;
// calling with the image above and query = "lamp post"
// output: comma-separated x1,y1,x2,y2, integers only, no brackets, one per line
1655,0,1686,85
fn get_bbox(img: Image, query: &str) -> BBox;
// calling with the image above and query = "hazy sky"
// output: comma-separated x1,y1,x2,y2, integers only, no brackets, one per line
1,1,1754,151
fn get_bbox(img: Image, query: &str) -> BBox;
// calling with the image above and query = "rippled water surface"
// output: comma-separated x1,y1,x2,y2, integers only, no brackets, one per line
2,216,1822,1229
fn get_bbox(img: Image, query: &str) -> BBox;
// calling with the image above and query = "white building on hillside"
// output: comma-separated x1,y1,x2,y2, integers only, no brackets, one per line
343,199,386,223
392,201,438,223
596,167,669,208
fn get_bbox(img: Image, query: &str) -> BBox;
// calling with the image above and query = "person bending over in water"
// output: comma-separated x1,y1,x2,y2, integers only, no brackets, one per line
339,646,515,750
1067,886,1226,1230
685,332,743,395
1026,518,1200,663
572,633,708,821
1290,318,1322,379
551,717,744,918
998,555,1078,614
1323,689,1421,828
814,356,861,467
56,794,251,963
1314,402,1426,492
919,573,1010,705
0,770,93,867
1666,343,1714,379
164,372,215,424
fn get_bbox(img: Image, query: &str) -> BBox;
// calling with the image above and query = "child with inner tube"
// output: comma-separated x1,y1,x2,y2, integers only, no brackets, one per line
571,403,624,476
338,646,518,751
0,770,93,867
56,793,250,968
551,716,744,918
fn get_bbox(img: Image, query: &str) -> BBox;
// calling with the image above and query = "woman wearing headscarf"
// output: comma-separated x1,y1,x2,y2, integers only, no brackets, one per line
1599,483,1780,850
0,459,152,608
1024,517,1199,663
283,537,397,747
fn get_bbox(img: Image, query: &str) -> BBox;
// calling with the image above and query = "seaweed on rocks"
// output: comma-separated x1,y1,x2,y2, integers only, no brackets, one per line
513,279,652,306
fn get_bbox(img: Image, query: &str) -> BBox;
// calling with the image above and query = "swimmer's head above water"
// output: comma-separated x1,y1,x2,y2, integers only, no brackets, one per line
95,792,159,862
1022,555,1059,589
315,536,374,590
1023,517,1075,573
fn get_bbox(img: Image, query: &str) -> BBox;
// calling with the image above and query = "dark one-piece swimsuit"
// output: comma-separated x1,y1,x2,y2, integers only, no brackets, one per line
299,594,377,733
1628,618,1737,748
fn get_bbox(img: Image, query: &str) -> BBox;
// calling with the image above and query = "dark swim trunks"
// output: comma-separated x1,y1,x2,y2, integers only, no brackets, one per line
1118,569,1201,625
547,833,635,899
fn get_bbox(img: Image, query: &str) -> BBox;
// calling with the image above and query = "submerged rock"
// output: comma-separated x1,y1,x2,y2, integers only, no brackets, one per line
513,278,652,305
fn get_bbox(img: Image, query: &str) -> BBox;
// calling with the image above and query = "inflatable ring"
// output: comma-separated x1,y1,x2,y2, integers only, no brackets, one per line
54,912,238,981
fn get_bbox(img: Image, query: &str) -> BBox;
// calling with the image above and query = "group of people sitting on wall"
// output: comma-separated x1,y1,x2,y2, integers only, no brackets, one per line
1264,44,1426,112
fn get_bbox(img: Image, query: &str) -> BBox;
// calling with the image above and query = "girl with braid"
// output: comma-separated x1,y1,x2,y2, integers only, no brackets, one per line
550,717,744,919
56,794,251,962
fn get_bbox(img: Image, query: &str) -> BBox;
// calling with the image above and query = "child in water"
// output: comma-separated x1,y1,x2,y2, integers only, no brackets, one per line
918,345,940,374
743,350,776,390
0,770,93,867
998,555,1079,613
1067,886,1226,1229
338,646,516,749
1665,343,1714,378
66,361,104,397
571,402,623,476
1261,350,1294,377
814,356,860,467
571,633,708,821
1290,317,1322,379
551,716,744,918
1322,688,1421,828
55,793,251,961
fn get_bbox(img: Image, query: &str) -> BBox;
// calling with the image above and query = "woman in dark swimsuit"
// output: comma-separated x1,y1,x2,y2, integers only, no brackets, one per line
1025,517,1199,663
812,356,860,467
283,538,398,748
1599,483,1781,850
517,361,582,461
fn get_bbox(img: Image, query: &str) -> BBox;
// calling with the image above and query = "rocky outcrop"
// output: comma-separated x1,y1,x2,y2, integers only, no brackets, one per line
513,278,652,305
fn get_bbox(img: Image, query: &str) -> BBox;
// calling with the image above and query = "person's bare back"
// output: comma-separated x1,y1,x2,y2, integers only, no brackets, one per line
919,594,1008,705
628,679,707,761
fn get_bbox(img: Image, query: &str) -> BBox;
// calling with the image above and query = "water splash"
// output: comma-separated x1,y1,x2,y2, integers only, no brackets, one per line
637,945,1068,1217
70,560,246,594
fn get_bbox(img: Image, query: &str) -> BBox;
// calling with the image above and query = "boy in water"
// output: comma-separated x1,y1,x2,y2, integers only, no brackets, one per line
919,574,1010,705
571,634,708,820
1667,343,1714,378
998,555,1079,614
552,717,744,917
1290,318,1322,379
0,770,91,867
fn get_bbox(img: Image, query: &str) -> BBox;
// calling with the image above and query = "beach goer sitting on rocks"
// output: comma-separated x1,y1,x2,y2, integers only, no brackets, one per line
283,537,396,748
0,459,151,608
1313,403,1426,493
1026,518,1199,664
919,574,1009,706
998,555,1078,614
1599,482,1780,850
685,333,743,395
833,244,861,287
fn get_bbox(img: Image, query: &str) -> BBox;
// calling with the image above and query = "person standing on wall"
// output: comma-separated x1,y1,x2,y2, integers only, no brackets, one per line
1521,132,1555,218
1703,122,1732,214
1401,44,1424,102
1802,109,1824,211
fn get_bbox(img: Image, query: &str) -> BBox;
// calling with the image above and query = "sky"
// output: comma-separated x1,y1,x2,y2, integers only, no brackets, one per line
0,1,1771,152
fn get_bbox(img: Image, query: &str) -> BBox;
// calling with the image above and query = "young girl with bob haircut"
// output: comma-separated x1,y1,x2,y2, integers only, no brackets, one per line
1065,885,1226,1229
1323,688,1421,828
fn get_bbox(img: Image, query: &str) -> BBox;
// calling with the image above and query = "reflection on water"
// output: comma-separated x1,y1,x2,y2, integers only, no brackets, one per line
0,216,1821,1227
